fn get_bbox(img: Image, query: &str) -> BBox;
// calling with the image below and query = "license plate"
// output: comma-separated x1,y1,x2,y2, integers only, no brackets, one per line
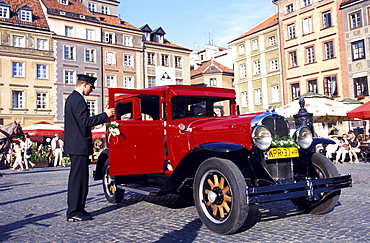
264,147,299,160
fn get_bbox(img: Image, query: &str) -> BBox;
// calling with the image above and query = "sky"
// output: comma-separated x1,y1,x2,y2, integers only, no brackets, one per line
118,0,277,50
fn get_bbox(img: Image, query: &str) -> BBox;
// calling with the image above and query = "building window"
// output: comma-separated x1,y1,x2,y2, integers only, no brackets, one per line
351,40,365,61
241,91,248,107
253,60,260,75
306,46,315,63
210,78,217,86
350,11,362,29
324,75,338,97
289,51,297,67
174,56,182,68
0,6,9,18
161,54,169,66
12,36,25,47
302,17,313,35
36,64,47,79
37,39,48,50
124,54,133,67
291,83,300,100
101,6,109,14
323,11,332,28
87,100,96,116
269,36,276,46
354,77,369,97
60,0,68,5
270,60,278,71
86,29,94,40
64,70,75,84
106,75,116,87
302,0,311,7
105,32,115,44
155,34,164,43
286,3,294,13
239,44,245,55
20,10,31,22
36,92,47,109
105,51,116,65
252,39,259,51
148,77,156,87
288,24,296,39
88,2,96,12
85,48,95,62
65,26,73,37
12,91,24,109
176,79,183,85
271,85,280,103
64,45,74,60
148,53,155,65
123,36,132,46
324,41,335,59
240,64,246,78
124,76,133,88
12,62,24,77
308,79,317,93
255,89,262,105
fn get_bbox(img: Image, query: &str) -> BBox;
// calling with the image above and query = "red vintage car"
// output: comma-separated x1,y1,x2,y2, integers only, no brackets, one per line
94,85,351,235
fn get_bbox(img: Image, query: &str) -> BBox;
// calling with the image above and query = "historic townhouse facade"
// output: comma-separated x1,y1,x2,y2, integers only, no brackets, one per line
190,45,233,71
230,14,283,113
190,59,234,88
340,0,370,103
141,25,191,88
40,0,103,125
96,12,143,103
0,0,55,126
273,0,349,103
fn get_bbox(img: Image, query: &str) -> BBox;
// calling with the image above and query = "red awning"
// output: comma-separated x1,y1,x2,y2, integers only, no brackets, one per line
347,101,370,119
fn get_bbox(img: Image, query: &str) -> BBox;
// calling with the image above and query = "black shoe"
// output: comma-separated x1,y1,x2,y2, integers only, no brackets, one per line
67,214,93,222
82,210,91,216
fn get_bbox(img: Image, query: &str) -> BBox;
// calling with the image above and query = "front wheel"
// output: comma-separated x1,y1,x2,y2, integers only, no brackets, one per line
291,153,340,214
193,157,248,235
102,161,125,204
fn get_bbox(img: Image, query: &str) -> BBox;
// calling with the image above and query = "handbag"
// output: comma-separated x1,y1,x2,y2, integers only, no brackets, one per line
26,147,32,155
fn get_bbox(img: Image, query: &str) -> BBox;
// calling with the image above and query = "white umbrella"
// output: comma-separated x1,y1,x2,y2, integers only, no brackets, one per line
276,97,361,123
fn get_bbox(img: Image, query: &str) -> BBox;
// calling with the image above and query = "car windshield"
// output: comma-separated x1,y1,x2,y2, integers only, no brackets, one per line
172,96,232,120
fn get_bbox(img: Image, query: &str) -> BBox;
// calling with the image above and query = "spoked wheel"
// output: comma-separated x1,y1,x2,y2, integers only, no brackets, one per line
102,161,124,204
193,157,248,235
291,153,341,214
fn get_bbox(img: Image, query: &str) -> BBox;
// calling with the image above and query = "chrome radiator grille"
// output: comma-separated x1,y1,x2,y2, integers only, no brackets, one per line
261,116,289,138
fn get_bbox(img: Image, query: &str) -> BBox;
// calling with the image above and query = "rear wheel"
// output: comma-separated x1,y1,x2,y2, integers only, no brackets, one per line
193,157,248,235
291,153,340,214
102,161,125,204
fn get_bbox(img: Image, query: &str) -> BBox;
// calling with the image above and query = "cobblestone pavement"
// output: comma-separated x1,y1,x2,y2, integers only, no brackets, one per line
1,162,369,243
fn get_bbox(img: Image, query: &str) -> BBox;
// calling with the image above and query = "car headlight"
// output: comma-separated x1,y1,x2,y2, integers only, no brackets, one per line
252,125,272,151
296,126,313,149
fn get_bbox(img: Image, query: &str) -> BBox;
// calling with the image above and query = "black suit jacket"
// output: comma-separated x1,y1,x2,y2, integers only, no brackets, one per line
64,90,109,155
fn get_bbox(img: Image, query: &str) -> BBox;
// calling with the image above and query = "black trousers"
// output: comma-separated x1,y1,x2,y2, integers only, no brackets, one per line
66,154,89,217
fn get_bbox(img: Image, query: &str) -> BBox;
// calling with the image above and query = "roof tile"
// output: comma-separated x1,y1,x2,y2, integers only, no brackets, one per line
191,60,234,77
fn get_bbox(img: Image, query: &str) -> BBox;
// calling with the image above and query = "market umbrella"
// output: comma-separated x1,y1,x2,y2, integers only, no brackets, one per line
276,95,361,123
23,121,64,142
92,125,106,140
347,101,370,119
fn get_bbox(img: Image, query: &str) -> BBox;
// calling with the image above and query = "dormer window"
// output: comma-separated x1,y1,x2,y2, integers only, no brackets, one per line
155,34,164,43
0,6,9,19
17,5,33,22
59,0,69,5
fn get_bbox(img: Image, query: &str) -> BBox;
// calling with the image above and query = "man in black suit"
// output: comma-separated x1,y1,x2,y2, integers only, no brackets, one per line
64,74,115,222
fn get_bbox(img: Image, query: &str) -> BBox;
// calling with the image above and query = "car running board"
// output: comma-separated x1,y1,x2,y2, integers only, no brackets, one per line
117,184,161,196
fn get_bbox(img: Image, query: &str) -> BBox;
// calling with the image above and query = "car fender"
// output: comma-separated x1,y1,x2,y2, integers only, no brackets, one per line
93,148,109,180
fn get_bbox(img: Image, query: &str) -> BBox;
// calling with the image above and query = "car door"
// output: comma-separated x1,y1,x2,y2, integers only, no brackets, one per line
108,89,164,176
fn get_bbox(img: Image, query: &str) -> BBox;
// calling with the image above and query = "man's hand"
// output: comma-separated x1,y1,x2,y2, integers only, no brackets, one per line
105,104,115,118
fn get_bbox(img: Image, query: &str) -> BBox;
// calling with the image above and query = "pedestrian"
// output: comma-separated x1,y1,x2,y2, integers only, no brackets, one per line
348,133,360,164
64,74,115,222
326,135,339,160
335,134,349,164
10,142,24,171
51,134,64,167
22,133,35,170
